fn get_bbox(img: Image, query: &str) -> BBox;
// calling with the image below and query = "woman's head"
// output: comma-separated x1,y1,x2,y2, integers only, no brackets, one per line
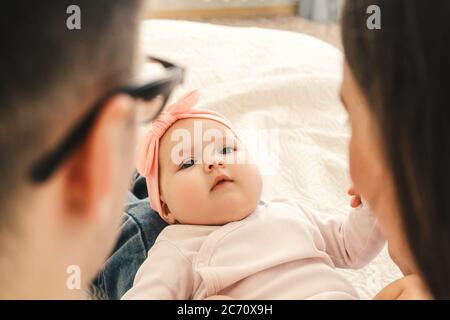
137,91,262,226
341,0,450,298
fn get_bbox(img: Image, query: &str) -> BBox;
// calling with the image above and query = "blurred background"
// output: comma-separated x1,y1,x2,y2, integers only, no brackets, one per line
144,0,342,49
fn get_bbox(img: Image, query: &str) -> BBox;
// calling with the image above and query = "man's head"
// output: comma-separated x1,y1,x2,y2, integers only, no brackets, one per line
0,0,142,298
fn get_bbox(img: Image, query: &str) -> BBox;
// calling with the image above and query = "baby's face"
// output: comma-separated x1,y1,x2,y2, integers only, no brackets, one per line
158,118,262,225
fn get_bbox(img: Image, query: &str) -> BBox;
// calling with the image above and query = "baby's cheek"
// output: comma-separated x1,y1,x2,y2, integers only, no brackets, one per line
171,181,193,207
240,164,262,201
169,176,207,219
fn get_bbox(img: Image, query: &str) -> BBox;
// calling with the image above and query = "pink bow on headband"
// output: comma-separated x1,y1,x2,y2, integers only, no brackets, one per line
136,90,235,215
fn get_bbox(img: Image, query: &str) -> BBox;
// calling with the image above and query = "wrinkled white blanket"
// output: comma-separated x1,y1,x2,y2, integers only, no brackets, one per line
140,20,402,299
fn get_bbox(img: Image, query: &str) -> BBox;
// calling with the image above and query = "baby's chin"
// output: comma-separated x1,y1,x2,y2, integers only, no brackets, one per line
222,209,254,224
182,202,259,226
214,200,259,225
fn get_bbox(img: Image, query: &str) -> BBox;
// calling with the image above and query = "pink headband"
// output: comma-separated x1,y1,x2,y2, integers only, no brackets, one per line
136,90,236,215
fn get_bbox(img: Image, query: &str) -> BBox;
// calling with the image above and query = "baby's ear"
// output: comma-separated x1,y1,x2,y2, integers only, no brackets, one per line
159,199,177,224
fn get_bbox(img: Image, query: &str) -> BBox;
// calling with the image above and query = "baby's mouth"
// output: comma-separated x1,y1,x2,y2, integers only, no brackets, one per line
210,175,234,191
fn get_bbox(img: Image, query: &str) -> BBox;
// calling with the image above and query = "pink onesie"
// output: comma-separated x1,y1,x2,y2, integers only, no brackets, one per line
121,198,385,300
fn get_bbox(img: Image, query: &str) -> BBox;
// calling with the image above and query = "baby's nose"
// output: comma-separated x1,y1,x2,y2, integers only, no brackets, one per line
204,155,225,171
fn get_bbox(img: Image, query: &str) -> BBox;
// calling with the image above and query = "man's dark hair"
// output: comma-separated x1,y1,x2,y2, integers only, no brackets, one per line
0,1,142,224
342,0,450,298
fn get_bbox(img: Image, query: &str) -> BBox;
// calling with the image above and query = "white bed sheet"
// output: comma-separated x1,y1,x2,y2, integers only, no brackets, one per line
139,20,402,299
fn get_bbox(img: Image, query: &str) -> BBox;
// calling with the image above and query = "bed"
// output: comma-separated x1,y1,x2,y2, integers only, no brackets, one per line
139,19,402,299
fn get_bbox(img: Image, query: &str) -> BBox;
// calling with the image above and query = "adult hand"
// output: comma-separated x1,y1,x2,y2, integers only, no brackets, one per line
204,295,234,300
374,274,433,300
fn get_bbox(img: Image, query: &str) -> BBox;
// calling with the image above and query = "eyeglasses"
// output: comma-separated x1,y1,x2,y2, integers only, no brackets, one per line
29,56,185,183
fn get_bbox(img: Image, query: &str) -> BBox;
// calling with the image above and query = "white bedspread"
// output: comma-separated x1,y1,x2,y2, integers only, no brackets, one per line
139,20,402,299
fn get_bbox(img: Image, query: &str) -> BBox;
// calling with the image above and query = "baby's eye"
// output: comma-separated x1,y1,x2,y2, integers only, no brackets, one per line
179,158,196,170
221,146,235,155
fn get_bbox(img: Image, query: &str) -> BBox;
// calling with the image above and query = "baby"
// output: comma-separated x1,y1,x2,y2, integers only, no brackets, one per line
121,91,386,300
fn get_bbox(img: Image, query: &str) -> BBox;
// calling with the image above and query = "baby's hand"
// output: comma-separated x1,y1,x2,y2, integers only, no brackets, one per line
348,186,362,208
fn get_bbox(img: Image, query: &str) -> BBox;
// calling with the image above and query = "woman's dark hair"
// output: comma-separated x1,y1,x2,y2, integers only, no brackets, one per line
342,0,450,298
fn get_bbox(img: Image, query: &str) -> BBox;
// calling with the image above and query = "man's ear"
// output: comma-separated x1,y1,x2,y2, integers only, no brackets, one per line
62,94,135,222
159,196,177,224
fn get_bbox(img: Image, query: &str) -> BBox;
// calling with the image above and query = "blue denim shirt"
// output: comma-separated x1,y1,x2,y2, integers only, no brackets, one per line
91,173,167,300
